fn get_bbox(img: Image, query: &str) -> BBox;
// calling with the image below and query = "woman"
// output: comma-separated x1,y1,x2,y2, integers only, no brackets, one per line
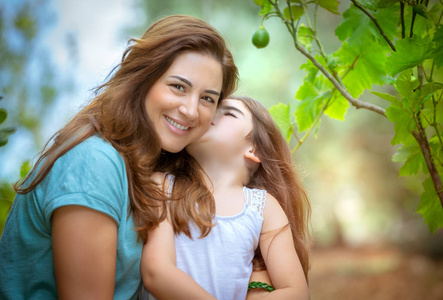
0,15,238,300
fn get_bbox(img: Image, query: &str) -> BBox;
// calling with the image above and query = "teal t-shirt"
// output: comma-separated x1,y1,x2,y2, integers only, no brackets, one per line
0,136,143,299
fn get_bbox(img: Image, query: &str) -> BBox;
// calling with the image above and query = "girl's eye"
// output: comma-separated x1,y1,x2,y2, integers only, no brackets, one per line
225,112,236,118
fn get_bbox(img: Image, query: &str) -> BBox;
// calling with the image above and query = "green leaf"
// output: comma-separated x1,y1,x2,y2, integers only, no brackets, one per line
336,5,397,48
385,105,416,145
371,91,402,107
417,178,443,234
295,81,325,132
318,0,340,15
0,127,16,135
392,143,420,163
299,59,319,83
413,82,443,110
377,0,401,8
259,0,273,16
325,94,349,120
0,108,6,124
297,25,314,51
420,82,443,98
20,160,32,179
413,4,428,19
386,35,433,76
395,69,420,98
432,24,443,69
14,5,37,40
0,137,7,147
336,6,372,46
254,0,264,6
335,42,387,98
283,5,304,21
398,152,424,176
269,103,293,142
357,0,378,11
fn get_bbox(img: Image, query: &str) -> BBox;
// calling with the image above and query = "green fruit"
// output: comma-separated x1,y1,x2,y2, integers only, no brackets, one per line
252,26,270,49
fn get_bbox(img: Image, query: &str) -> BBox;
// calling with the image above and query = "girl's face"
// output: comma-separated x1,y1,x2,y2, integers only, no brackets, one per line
145,51,223,153
187,99,254,162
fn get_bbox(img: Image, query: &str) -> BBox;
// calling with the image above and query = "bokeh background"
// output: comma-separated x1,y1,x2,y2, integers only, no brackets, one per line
1,0,442,299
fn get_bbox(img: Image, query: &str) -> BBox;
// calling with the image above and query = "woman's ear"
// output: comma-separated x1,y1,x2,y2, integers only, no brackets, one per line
244,148,261,163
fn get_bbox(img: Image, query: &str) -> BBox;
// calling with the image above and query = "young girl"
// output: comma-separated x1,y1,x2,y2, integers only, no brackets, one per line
141,96,311,299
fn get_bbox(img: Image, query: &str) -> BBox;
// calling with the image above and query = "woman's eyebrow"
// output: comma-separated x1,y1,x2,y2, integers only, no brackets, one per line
171,75,220,97
171,75,192,87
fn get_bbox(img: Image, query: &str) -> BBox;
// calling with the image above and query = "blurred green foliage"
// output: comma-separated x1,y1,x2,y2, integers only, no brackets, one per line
0,0,59,234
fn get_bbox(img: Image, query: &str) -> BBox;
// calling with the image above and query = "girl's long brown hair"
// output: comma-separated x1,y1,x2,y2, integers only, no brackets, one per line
14,15,238,242
162,95,311,279
236,96,311,280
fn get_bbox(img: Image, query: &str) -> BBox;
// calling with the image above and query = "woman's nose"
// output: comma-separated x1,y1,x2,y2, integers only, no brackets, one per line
178,96,199,120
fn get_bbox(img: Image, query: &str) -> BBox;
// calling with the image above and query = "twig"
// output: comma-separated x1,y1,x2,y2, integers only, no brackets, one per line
410,4,417,38
291,100,329,154
291,125,301,143
401,2,406,39
350,0,396,52
341,55,360,79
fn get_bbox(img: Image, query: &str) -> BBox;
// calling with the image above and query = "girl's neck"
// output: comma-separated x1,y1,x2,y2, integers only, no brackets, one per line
197,159,248,191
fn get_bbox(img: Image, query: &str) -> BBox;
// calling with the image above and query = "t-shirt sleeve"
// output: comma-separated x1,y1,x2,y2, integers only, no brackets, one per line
39,137,128,226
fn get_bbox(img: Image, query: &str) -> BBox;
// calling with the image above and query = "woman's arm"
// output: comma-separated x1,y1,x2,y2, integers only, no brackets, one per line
52,205,118,300
141,210,216,300
257,194,310,300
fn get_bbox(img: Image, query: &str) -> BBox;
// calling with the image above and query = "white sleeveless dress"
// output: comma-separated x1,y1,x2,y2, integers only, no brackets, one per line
140,175,267,300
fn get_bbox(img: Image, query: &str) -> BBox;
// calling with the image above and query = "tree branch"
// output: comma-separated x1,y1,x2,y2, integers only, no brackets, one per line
412,128,443,207
351,0,396,52
294,42,387,116
272,1,387,117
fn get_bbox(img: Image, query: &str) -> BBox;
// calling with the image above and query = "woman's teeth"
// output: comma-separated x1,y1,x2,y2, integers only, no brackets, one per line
166,116,189,130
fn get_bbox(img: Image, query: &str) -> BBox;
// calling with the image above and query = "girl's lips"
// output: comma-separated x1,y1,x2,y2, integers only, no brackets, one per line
165,116,191,130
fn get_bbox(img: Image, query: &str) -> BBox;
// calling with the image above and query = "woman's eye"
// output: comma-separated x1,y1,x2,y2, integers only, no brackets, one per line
202,96,215,104
225,112,236,118
171,84,185,92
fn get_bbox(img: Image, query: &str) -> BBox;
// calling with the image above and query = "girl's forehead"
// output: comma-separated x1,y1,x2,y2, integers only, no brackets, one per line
220,99,245,110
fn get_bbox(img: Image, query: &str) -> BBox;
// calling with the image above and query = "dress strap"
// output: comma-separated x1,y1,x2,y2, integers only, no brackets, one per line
243,187,267,218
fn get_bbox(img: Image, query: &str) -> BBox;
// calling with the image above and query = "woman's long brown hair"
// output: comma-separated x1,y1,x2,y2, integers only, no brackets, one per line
162,95,311,279
14,15,238,242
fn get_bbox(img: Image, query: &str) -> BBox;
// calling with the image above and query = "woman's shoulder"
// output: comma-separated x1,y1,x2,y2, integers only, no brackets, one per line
52,135,126,180
75,135,118,154
67,136,123,164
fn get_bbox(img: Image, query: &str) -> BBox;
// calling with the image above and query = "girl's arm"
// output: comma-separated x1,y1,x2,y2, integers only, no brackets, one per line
52,205,118,300
141,209,216,300
246,270,273,300
256,194,310,300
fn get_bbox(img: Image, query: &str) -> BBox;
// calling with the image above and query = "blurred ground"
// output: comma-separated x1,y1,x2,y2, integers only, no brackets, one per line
309,246,443,300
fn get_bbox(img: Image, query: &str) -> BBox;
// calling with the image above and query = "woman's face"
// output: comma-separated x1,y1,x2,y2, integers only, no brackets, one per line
145,51,223,153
